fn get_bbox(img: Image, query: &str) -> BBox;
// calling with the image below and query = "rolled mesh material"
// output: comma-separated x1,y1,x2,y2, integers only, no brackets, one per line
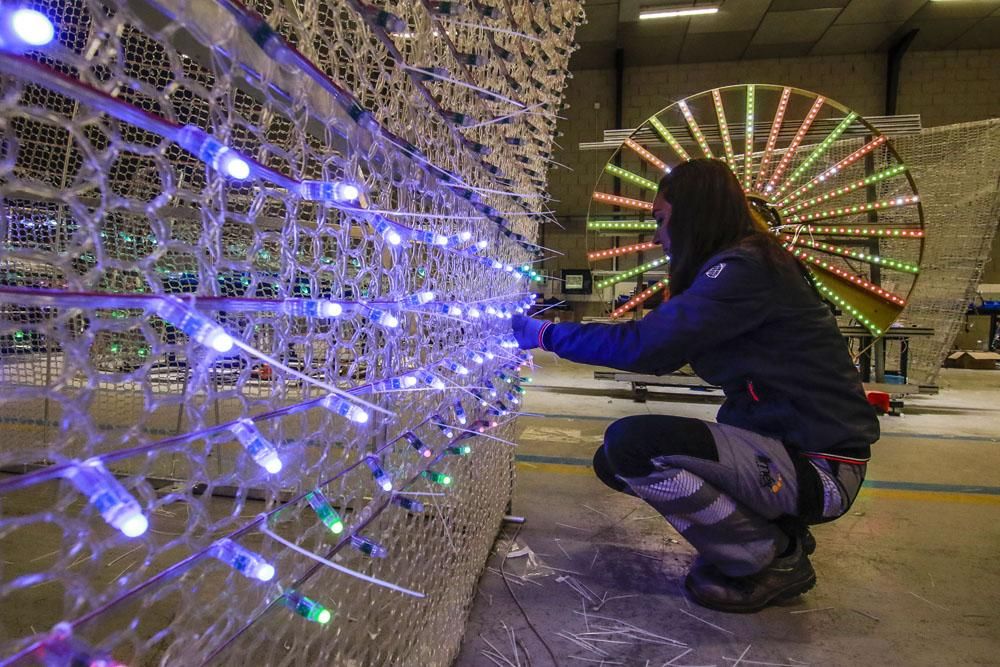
0,0,582,664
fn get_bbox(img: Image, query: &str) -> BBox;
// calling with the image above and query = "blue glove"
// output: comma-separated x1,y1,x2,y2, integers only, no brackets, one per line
511,314,551,350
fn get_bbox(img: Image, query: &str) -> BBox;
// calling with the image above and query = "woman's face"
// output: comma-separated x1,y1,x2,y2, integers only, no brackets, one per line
652,191,672,255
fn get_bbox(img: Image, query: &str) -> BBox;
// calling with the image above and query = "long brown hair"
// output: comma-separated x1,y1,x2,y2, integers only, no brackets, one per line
658,159,795,295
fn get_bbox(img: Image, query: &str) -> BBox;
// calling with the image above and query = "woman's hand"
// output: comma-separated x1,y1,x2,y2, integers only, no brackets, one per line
511,314,549,350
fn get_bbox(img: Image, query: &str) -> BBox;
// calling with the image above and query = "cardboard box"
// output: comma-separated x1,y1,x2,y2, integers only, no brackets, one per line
945,351,1000,370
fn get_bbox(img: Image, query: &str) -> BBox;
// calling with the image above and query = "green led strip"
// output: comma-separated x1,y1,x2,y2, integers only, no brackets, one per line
787,238,918,273
809,273,883,336
780,165,907,214
604,164,658,190
777,112,858,197
648,116,690,162
804,225,923,237
595,256,669,289
588,220,659,231
678,100,713,159
712,89,736,169
785,195,918,223
743,85,755,190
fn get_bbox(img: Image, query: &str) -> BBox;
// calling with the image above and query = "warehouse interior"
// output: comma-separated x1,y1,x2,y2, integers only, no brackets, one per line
0,0,998,666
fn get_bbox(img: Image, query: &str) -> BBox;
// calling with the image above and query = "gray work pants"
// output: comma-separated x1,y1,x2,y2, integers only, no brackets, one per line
595,418,866,577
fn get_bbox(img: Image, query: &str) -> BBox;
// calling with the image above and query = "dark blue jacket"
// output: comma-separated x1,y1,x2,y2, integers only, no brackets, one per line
543,245,879,459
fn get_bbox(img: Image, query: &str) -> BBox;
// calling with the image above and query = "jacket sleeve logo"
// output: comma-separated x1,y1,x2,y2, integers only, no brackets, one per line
705,262,726,279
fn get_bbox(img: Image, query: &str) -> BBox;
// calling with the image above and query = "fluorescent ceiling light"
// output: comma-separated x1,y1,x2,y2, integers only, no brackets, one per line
639,6,718,20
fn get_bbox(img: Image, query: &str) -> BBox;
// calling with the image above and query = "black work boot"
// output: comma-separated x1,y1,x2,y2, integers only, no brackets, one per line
777,518,816,555
688,525,815,579
684,540,816,613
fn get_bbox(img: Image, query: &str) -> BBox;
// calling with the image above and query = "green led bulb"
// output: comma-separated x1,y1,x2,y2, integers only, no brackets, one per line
305,489,344,534
283,591,333,624
446,445,472,456
423,470,452,486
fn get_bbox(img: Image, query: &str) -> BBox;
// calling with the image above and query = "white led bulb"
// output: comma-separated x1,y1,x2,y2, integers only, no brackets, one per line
213,539,275,581
229,419,282,474
155,296,234,353
320,395,369,424
66,460,148,538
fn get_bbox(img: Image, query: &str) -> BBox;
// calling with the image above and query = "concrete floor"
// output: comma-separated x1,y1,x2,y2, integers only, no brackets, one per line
455,353,1000,667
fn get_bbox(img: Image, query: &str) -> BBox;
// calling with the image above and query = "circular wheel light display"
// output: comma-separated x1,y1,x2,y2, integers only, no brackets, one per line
586,85,924,336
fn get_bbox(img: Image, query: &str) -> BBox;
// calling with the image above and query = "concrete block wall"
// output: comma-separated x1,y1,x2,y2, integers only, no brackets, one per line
542,48,1000,322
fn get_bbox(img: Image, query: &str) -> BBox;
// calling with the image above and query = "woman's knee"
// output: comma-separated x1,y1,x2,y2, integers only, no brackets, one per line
602,415,719,478
592,444,631,493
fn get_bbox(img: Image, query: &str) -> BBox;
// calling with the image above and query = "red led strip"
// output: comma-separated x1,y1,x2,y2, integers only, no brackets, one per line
755,87,791,191
790,249,906,306
777,136,889,208
624,138,668,172
610,279,669,319
588,241,658,261
766,96,825,194
593,191,654,211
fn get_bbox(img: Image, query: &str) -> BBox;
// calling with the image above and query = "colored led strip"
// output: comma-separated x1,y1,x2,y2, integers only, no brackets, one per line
755,87,790,190
647,116,690,162
809,273,883,336
605,163,658,190
743,85,755,190
712,89,736,170
774,112,858,198
587,220,659,231
595,256,669,289
765,96,825,194
784,195,919,223
790,249,905,306
783,236,919,273
592,191,654,211
780,163,907,214
677,100,713,159
778,136,889,208
611,279,668,318
588,241,658,261
801,225,923,237
624,138,669,172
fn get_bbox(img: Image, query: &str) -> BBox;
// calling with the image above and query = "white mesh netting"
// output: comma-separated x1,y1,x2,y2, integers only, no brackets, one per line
0,0,582,664
893,119,1000,386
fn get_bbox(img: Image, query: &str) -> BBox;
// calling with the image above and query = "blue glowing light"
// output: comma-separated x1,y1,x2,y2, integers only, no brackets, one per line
415,370,446,390
443,360,469,376
155,296,234,352
282,298,344,318
368,308,399,328
66,460,148,538
298,180,362,203
1,8,55,49
213,539,275,581
229,419,282,474
434,416,455,439
375,374,418,391
364,455,393,492
176,125,251,181
400,291,435,307
371,215,403,246
320,395,369,424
